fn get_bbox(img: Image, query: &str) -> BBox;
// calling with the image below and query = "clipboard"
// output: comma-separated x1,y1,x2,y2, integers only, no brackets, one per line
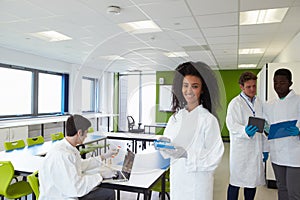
268,120,297,140
248,116,265,133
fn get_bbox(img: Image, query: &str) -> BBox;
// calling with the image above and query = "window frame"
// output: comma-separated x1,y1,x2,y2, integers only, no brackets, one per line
0,63,69,119
82,76,98,113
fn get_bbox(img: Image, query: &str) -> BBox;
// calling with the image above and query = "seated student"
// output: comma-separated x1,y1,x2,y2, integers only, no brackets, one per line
39,114,116,200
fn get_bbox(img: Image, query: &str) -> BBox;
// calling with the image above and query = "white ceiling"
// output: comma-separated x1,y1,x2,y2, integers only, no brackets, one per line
1,0,300,72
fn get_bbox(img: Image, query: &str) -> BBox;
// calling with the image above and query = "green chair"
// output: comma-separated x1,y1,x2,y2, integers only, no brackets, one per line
0,161,33,199
26,136,44,147
80,127,109,157
27,171,39,199
88,127,94,133
51,132,64,141
4,140,25,151
150,169,170,200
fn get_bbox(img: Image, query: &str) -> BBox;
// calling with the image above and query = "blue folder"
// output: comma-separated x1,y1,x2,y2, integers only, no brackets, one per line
268,120,297,140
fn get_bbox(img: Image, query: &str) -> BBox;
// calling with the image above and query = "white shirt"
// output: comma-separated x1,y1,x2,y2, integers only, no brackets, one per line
163,105,224,200
226,93,267,187
264,90,300,167
39,138,103,200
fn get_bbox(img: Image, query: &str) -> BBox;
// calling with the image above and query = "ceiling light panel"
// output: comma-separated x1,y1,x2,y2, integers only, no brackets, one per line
30,31,72,42
118,20,162,34
240,8,289,25
238,64,257,68
239,48,265,54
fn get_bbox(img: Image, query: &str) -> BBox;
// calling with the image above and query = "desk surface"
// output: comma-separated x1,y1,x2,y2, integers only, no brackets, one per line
144,123,167,128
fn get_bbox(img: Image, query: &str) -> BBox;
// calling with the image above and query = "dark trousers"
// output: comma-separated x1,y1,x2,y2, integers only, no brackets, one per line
272,163,300,200
79,187,115,200
227,184,256,200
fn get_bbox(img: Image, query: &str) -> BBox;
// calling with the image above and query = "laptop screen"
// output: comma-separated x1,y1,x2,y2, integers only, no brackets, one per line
121,149,135,180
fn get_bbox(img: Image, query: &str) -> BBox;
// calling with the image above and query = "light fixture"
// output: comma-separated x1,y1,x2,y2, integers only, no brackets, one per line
164,51,189,57
102,55,125,60
118,20,162,34
30,31,72,42
107,6,121,15
238,64,257,68
239,48,265,54
240,7,288,25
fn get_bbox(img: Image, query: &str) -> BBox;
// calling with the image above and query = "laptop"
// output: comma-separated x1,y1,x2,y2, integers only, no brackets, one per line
102,149,135,183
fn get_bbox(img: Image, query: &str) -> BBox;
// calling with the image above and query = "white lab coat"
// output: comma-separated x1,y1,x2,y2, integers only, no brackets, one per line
226,94,267,188
264,90,300,167
39,139,103,200
162,105,224,200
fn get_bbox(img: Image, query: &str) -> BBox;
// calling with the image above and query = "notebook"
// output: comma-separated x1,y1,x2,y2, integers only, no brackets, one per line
248,116,265,133
102,149,135,183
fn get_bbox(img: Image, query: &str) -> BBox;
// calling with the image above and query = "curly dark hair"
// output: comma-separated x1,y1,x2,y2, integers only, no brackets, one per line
171,61,220,118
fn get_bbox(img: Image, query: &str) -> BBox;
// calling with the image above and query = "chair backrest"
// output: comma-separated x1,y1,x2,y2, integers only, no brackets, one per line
27,136,45,147
127,116,135,131
4,139,25,151
0,161,14,195
51,132,64,141
27,171,39,199
88,127,94,133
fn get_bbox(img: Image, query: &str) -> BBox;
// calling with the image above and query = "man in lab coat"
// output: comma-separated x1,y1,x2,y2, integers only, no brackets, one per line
264,68,300,200
39,114,116,200
226,72,268,200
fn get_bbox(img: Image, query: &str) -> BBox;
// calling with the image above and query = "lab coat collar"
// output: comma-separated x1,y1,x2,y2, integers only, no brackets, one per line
279,89,295,100
62,138,79,153
240,92,256,105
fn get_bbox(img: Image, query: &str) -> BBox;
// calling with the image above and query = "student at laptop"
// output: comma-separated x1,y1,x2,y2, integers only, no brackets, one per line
39,114,117,200
158,62,224,200
226,72,268,200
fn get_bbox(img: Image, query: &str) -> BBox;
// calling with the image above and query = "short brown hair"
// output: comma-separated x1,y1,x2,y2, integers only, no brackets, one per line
238,72,257,86
66,115,91,136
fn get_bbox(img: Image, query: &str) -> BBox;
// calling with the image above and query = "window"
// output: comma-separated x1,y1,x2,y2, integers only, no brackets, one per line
0,64,69,118
0,67,32,116
82,77,97,112
38,73,62,114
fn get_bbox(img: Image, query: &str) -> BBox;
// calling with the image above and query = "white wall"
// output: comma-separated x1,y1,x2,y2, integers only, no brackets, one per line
0,46,113,115
275,32,300,63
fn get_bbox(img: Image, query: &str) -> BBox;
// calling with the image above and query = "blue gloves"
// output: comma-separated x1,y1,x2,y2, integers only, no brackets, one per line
245,125,259,137
263,152,269,162
286,126,300,136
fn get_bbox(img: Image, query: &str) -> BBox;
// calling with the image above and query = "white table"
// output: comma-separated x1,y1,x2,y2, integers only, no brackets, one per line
0,141,169,200
144,123,167,134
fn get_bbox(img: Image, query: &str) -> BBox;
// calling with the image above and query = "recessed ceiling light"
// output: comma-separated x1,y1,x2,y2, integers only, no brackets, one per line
102,55,125,60
239,48,265,54
240,7,288,25
118,20,162,34
164,51,189,57
238,64,257,68
30,31,72,42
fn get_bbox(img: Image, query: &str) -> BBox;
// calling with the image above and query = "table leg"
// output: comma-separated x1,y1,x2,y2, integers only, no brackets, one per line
107,116,110,132
143,190,150,200
117,190,120,200
161,172,166,200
